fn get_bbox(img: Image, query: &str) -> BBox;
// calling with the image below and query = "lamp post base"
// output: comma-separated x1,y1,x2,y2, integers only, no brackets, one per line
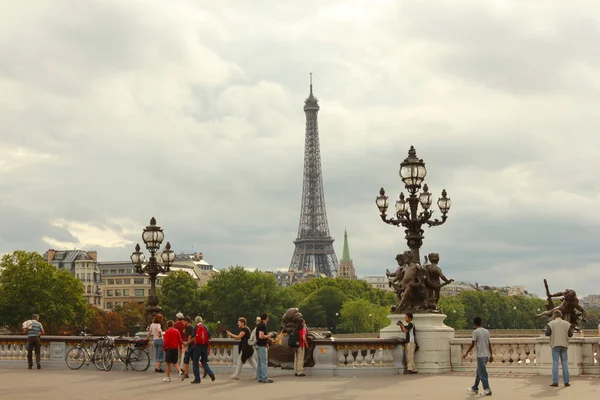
380,313,454,374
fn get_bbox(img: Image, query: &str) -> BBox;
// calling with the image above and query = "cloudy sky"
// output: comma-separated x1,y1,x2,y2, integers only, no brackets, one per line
1,1,599,297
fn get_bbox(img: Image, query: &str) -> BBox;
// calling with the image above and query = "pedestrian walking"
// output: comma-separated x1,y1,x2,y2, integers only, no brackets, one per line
162,320,184,382
145,314,164,373
23,314,44,370
397,312,417,374
545,310,573,387
173,312,186,365
463,316,493,396
191,316,215,384
227,317,257,380
256,313,275,383
293,318,308,377
182,316,194,379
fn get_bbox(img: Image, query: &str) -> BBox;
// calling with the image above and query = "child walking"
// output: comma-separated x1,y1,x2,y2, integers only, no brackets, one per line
163,320,184,382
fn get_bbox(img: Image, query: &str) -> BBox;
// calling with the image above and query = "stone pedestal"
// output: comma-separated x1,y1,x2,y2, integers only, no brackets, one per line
380,313,454,374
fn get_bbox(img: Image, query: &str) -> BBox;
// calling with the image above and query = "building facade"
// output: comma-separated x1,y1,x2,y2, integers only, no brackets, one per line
264,270,292,287
338,229,357,279
364,276,394,292
44,249,102,306
98,262,155,310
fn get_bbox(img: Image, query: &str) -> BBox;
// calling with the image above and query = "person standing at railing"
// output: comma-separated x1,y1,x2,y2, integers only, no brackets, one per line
545,310,573,388
146,314,164,373
22,314,44,370
463,316,493,396
227,317,257,380
397,313,417,374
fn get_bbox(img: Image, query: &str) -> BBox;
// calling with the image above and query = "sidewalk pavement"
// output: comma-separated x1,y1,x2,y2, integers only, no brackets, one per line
0,368,598,400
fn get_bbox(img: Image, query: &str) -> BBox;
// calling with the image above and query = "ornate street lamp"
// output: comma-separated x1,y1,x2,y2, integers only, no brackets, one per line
376,146,451,263
130,217,175,328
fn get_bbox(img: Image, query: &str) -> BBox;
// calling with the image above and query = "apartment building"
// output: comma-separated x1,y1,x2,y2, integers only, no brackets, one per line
44,249,102,306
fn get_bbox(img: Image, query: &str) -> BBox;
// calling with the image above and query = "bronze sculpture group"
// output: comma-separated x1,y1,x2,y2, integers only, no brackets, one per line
535,279,587,332
386,250,454,314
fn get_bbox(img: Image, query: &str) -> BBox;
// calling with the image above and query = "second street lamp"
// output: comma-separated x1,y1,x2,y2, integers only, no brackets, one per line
376,146,451,263
130,217,175,328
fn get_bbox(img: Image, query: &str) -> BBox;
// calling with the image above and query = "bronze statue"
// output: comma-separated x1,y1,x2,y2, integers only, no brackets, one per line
423,253,454,304
535,279,587,332
386,250,452,314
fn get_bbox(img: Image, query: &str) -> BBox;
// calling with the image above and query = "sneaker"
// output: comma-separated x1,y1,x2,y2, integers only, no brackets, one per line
467,387,478,395
549,383,558,387
179,371,185,381
162,377,171,382
230,375,239,380
155,369,161,373
184,374,190,379
36,364,41,370
210,374,216,382
298,373,306,377
190,380,200,384
565,383,570,387
480,388,492,396
265,378,274,383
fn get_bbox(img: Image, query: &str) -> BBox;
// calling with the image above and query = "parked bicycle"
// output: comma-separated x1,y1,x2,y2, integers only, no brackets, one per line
65,332,112,371
103,336,150,372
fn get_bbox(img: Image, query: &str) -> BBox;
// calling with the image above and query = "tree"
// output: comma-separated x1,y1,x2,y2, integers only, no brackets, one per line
0,251,89,333
200,266,300,330
114,303,145,335
158,270,202,319
339,299,389,333
437,296,467,329
299,286,347,328
291,278,395,308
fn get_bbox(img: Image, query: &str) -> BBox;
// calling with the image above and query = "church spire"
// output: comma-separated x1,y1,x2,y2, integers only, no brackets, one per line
342,228,351,262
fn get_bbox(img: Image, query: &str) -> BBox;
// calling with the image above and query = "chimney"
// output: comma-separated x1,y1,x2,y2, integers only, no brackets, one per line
87,251,98,261
46,249,56,263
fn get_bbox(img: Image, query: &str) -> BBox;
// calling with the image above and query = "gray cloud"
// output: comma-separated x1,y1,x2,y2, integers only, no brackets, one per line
1,1,599,297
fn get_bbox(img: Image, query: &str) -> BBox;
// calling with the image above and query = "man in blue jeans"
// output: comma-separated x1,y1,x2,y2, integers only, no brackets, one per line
463,316,493,396
256,313,275,383
190,316,215,384
545,310,573,387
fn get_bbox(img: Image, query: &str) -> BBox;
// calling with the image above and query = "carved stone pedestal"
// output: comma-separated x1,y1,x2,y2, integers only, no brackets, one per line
380,313,454,373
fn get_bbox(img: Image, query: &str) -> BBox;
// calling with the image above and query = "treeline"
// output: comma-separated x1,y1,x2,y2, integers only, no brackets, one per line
2,251,595,335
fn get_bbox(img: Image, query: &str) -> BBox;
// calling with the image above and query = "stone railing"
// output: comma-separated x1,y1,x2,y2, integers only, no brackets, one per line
0,335,404,376
450,334,600,376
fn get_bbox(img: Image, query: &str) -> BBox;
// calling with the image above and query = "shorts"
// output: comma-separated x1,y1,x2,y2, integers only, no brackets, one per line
165,348,179,364
184,346,194,364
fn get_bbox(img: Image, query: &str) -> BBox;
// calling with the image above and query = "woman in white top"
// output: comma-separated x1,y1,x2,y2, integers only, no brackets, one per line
146,314,164,373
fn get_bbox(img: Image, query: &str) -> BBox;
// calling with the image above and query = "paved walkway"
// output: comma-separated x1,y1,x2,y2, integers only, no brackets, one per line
1,368,598,400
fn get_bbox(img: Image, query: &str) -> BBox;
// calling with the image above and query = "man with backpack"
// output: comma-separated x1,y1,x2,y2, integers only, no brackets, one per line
289,318,308,377
397,312,417,374
190,316,215,384
227,317,257,379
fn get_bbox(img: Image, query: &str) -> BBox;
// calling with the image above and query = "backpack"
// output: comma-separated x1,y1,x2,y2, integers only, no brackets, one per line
195,324,209,345
247,327,257,346
288,330,300,349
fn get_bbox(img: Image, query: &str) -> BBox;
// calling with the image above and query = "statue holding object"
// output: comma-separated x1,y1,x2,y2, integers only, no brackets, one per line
386,250,453,314
534,279,587,332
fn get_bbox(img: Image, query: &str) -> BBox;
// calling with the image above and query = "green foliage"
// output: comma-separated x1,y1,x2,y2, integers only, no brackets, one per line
446,291,550,330
339,299,389,333
299,286,347,328
0,251,90,333
199,266,301,331
291,277,395,307
158,270,202,319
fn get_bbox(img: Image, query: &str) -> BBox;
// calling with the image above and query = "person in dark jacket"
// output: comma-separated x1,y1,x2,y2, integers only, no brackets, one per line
227,317,257,379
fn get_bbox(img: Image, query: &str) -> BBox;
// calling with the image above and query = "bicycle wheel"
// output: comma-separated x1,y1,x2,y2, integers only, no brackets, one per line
129,348,150,371
93,347,107,371
65,346,86,370
103,348,115,371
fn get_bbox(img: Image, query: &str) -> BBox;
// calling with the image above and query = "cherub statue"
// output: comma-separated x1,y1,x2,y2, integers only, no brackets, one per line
535,283,587,331
423,253,454,304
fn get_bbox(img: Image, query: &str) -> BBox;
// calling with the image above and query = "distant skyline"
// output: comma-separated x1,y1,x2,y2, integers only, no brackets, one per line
1,1,599,298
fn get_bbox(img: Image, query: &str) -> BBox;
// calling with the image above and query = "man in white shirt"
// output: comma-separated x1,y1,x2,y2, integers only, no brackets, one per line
463,316,493,396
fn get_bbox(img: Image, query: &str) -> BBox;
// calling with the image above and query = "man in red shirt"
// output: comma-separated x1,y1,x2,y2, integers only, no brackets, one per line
173,313,186,365
294,318,308,377
162,320,184,382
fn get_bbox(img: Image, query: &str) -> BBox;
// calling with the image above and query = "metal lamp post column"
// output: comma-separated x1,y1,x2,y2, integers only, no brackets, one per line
130,217,175,328
376,146,452,263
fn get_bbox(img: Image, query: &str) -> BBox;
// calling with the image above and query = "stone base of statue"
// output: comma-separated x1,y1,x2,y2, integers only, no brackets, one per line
380,313,454,374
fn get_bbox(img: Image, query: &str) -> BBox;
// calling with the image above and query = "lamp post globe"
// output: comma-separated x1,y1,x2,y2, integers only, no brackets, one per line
377,146,451,263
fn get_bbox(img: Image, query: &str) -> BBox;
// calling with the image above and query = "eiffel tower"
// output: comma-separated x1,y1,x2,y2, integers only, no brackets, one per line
289,75,339,277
